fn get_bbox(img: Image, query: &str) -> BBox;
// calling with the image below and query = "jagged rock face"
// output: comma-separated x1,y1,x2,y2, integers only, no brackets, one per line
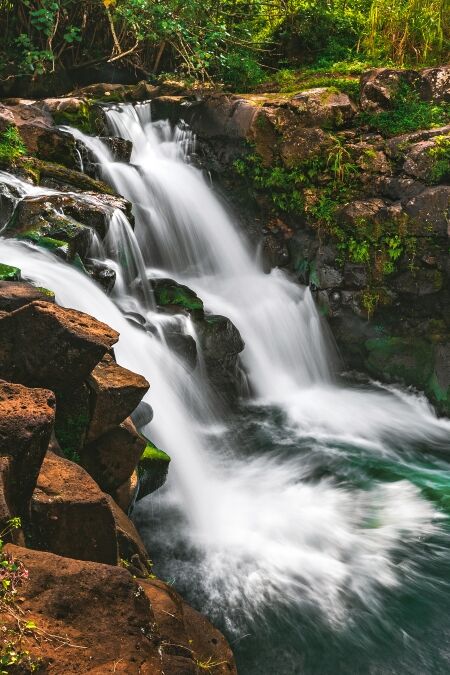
30,451,119,565
87,353,150,442
0,381,55,523
0,281,55,311
81,417,146,492
0,300,118,390
2,544,237,674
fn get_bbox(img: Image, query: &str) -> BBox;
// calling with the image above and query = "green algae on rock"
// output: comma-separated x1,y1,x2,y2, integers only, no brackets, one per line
137,440,171,499
0,263,21,281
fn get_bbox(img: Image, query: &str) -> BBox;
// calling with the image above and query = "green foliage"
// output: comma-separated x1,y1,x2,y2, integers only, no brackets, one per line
364,0,447,65
359,84,450,135
0,126,27,165
273,69,360,99
428,135,450,183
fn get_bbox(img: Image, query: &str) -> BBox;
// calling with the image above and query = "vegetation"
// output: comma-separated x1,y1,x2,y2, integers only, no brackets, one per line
0,126,27,165
0,1,447,91
0,518,41,673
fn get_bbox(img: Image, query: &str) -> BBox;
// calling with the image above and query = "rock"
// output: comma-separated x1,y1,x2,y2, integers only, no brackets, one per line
343,263,369,289
106,495,149,573
99,136,133,163
0,300,118,391
193,314,245,396
365,336,434,390
385,125,450,159
290,88,357,128
131,400,154,430
151,278,203,312
112,469,139,512
24,156,117,194
87,353,150,442
30,451,118,565
262,234,290,270
0,381,55,522
374,176,426,201
0,263,21,281
392,268,443,295
2,543,237,674
421,66,450,102
403,186,450,237
2,544,162,673
360,68,422,111
0,281,54,311
86,259,116,293
0,103,16,132
54,383,90,461
142,578,237,675
164,331,198,371
40,96,106,134
433,343,450,414
403,139,439,181
81,417,146,492
337,197,390,227
137,441,171,500
279,127,331,168
6,196,92,260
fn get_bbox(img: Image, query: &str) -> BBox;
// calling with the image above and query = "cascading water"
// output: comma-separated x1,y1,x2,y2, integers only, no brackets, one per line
2,104,450,674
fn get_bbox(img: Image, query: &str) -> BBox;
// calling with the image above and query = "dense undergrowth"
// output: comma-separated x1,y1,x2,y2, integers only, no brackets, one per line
0,1,448,92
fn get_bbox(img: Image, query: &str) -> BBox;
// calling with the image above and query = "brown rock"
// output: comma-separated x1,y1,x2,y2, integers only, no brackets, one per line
106,495,149,574
81,417,146,492
142,578,237,675
0,103,16,132
0,381,55,519
2,544,162,674
403,186,450,237
87,353,149,442
360,68,422,111
112,469,139,512
0,300,118,390
403,138,449,182
54,383,90,461
290,87,356,128
30,451,118,564
421,66,450,102
0,281,55,312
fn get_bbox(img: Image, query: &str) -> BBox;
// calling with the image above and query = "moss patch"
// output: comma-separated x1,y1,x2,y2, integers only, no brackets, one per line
153,279,203,311
138,440,171,498
0,126,27,165
0,263,21,281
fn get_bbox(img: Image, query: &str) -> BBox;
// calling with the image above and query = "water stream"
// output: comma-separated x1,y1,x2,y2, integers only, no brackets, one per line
1,103,450,673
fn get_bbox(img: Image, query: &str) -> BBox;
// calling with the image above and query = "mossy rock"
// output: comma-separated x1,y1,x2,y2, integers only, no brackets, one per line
54,384,91,463
52,101,105,135
0,263,21,281
152,278,203,312
17,157,116,195
34,286,56,301
365,336,434,389
17,232,70,259
137,440,171,499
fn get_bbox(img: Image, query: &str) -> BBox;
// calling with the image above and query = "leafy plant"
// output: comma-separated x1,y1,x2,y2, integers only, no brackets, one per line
429,135,450,183
0,126,27,165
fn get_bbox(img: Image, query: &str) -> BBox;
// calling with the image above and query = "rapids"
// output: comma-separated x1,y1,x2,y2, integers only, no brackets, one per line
1,102,450,673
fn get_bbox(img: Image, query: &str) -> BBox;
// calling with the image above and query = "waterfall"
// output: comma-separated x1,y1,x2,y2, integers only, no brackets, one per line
2,103,450,673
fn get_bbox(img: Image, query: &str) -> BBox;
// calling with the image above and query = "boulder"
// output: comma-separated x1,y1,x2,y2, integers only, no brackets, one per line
421,66,450,102
137,441,171,500
151,278,204,313
106,495,149,573
290,87,356,128
2,545,162,674
0,381,55,521
2,544,237,674
30,451,118,565
54,383,90,461
142,578,237,675
403,186,450,237
164,331,198,371
112,469,139,512
385,125,450,159
279,126,331,168
86,259,116,294
0,300,118,391
403,139,442,181
81,417,146,492
392,268,443,296
87,353,150,442
360,68,422,112
0,103,16,132
24,156,117,195
0,281,54,311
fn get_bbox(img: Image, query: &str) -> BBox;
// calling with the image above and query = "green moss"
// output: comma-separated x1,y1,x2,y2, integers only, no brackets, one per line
34,286,55,299
54,387,90,463
153,280,203,311
0,126,27,165
428,135,450,184
52,101,101,135
0,263,21,281
365,336,434,388
17,231,70,256
140,441,171,466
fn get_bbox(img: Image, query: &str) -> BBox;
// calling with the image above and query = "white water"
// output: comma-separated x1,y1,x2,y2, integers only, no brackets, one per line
2,105,450,637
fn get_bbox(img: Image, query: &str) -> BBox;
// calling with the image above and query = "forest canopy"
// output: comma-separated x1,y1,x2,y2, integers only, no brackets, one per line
0,0,448,89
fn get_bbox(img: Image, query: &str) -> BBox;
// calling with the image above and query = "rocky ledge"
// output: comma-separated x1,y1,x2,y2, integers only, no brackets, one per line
0,280,236,674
